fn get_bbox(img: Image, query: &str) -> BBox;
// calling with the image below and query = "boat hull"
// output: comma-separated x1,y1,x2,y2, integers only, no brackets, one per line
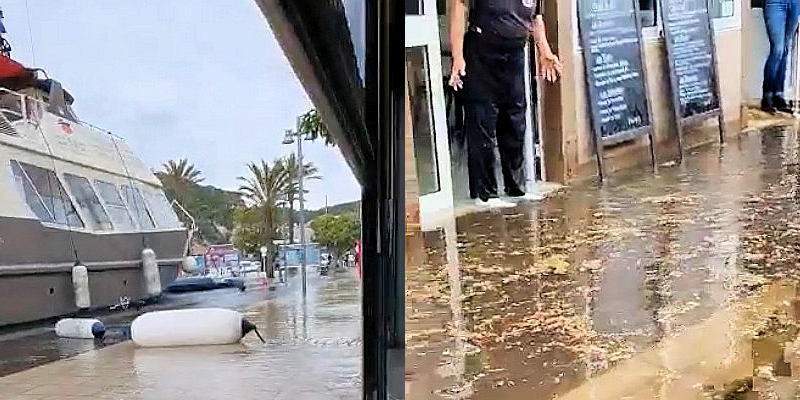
0,216,187,327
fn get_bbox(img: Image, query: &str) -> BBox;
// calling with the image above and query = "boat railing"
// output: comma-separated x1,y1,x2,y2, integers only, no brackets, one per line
0,87,126,142
0,87,31,124
171,199,197,256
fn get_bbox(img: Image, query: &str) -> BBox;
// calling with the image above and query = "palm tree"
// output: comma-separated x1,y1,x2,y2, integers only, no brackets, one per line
298,109,335,146
281,153,321,243
157,158,204,206
237,159,291,251
161,158,204,185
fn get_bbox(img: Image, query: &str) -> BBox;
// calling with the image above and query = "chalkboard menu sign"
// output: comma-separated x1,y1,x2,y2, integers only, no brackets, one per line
577,0,656,180
662,0,721,120
577,0,653,144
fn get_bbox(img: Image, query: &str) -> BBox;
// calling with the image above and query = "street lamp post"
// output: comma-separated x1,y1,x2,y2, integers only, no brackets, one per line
282,122,310,297
260,245,269,278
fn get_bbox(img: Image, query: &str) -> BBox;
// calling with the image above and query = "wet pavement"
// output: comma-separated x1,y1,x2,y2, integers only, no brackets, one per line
0,268,362,400
406,124,800,399
0,283,280,377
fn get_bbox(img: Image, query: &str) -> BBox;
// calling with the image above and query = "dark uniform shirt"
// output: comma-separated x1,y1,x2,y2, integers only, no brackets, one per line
468,0,542,40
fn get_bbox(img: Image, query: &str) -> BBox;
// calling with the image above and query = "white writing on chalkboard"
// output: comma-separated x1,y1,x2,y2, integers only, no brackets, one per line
579,0,650,139
663,0,719,118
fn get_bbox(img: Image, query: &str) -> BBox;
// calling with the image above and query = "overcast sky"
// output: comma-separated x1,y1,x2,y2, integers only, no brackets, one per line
1,0,361,209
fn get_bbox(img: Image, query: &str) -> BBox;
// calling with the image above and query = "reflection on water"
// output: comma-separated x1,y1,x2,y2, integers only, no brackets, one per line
124,273,363,399
407,127,800,399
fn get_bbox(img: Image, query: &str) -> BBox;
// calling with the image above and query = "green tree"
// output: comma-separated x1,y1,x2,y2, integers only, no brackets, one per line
237,159,290,253
179,185,240,244
158,158,203,205
310,213,360,259
282,152,321,243
298,109,335,146
161,158,204,183
160,158,203,186
231,206,267,255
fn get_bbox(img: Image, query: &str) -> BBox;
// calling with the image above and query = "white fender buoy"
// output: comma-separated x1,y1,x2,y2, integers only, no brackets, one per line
130,308,263,347
142,248,162,297
181,256,200,274
55,318,105,339
71,264,91,309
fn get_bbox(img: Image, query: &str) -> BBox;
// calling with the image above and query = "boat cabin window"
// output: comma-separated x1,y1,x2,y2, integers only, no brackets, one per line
141,188,182,229
63,173,113,231
10,161,53,223
10,160,84,228
93,180,136,231
120,184,156,230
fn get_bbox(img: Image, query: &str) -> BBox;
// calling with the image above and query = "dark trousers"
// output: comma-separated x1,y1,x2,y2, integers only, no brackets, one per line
462,31,527,201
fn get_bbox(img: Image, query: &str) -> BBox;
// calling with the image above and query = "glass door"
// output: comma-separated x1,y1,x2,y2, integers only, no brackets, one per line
405,1,454,227
525,42,544,185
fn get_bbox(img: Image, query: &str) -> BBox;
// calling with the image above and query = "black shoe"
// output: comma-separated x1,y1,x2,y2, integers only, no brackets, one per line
506,188,526,197
773,96,793,113
761,97,777,113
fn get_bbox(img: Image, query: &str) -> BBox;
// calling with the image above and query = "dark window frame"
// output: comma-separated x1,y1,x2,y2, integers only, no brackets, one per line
10,160,85,229
140,187,183,229
93,179,138,231
120,183,156,230
63,173,114,231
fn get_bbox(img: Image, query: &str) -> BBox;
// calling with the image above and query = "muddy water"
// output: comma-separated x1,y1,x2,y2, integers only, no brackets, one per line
406,127,800,399
0,284,280,377
0,271,362,399
125,272,362,399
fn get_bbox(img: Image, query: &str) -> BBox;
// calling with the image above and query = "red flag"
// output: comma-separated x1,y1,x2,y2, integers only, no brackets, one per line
58,121,72,134
355,240,361,280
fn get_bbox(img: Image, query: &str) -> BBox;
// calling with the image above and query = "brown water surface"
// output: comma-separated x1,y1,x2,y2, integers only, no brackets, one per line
407,128,800,399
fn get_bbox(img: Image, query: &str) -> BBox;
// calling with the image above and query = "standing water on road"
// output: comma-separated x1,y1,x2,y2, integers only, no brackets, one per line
406,126,800,399
0,271,362,400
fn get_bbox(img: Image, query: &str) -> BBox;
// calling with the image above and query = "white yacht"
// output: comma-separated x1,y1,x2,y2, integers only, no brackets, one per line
0,53,190,327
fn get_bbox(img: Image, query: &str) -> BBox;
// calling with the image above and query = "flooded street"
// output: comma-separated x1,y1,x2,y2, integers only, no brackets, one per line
0,284,282,377
406,126,800,399
0,269,362,400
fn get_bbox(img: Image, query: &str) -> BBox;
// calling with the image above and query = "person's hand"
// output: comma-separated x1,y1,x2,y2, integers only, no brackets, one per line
539,52,563,83
449,56,466,91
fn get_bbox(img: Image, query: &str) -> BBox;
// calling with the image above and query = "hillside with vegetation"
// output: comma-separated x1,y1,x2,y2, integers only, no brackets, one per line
306,200,360,220
157,176,241,244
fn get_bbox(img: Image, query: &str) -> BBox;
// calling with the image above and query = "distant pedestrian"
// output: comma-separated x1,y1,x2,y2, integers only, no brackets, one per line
272,257,285,283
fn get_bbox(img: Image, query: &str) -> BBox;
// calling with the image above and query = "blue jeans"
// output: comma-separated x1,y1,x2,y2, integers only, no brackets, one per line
763,0,800,98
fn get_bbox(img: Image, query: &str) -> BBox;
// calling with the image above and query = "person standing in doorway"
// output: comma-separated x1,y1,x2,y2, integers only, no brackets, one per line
448,0,562,209
761,0,800,113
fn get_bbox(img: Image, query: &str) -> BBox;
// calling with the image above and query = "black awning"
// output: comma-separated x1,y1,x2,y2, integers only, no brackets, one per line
255,2,403,399
259,0,373,185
